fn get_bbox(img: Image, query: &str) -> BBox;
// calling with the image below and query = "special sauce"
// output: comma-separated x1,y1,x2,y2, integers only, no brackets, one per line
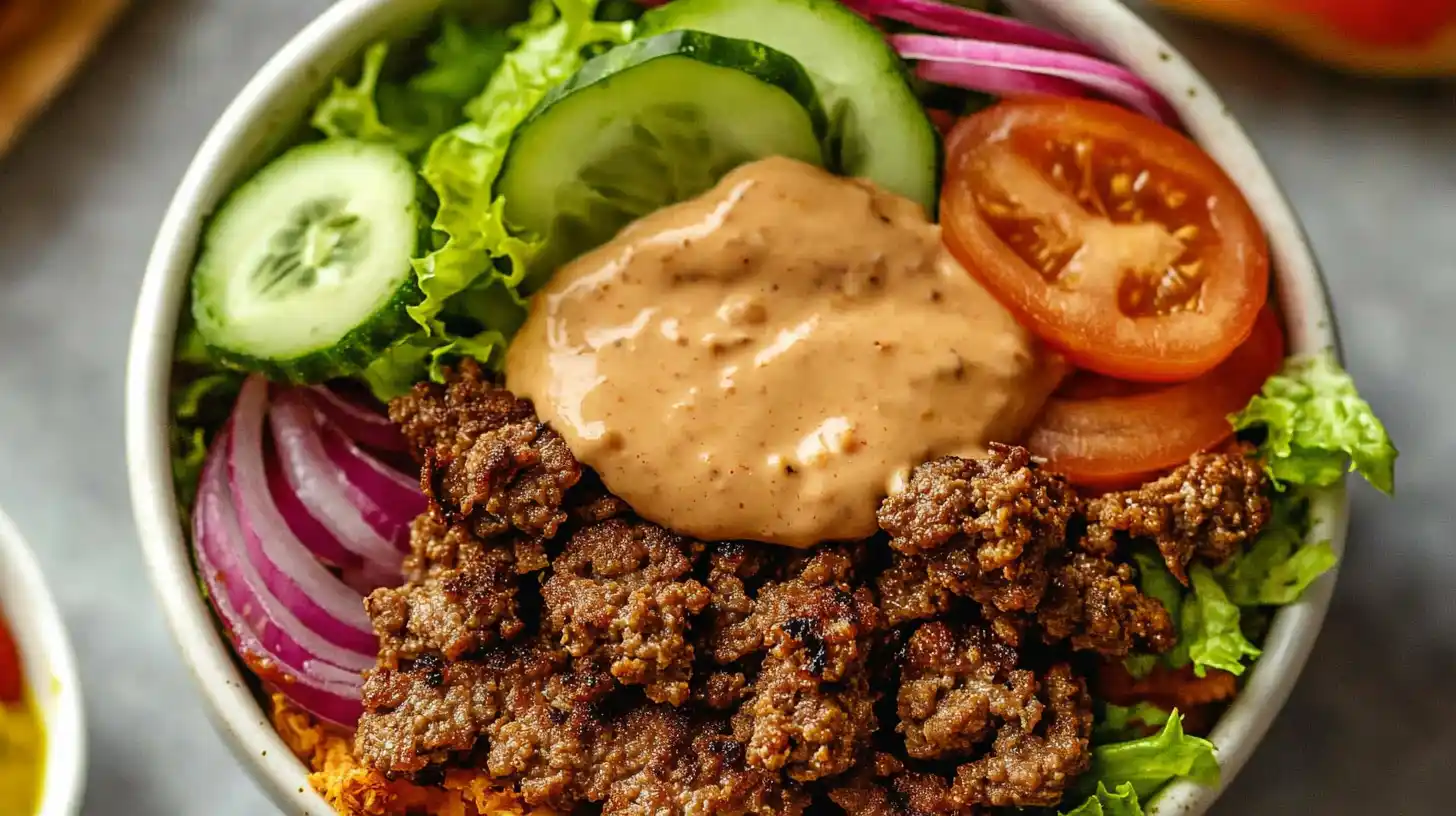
506,157,1065,547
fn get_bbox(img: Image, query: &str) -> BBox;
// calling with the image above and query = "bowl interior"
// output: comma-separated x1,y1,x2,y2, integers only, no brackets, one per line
128,2,1347,815
0,510,86,816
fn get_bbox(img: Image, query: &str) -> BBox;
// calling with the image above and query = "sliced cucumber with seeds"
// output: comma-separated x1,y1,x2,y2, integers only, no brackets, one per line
640,0,942,213
191,140,422,382
498,30,827,285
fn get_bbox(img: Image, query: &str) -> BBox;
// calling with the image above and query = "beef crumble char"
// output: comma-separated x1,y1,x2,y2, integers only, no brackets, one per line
356,371,1271,813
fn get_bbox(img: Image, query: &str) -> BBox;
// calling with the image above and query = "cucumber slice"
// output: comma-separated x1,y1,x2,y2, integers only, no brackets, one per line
191,140,422,383
639,0,941,213
498,30,827,283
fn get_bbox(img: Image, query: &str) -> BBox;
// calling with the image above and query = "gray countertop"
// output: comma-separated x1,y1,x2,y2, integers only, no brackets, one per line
0,1,1449,813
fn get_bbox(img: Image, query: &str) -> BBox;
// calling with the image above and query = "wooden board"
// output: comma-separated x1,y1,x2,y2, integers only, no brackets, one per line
0,0,129,156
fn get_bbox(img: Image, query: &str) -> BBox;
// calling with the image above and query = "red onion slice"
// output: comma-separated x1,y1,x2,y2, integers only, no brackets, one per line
306,385,408,454
916,59,1087,100
270,390,408,570
228,377,378,653
861,0,1096,55
195,429,373,678
317,417,425,554
266,444,361,570
890,34,1178,124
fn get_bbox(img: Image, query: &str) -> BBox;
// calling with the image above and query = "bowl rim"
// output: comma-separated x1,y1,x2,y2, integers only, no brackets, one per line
0,509,88,816
125,1,1347,814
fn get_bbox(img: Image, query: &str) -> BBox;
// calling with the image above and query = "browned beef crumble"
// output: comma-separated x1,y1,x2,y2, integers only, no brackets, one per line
358,368,1270,814
719,545,883,782
366,514,537,668
875,449,1176,657
1084,445,1271,584
897,622,1039,761
1037,551,1177,657
542,517,711,705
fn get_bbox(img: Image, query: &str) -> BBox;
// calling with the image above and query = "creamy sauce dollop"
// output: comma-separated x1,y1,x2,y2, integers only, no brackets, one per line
506,157,1065,547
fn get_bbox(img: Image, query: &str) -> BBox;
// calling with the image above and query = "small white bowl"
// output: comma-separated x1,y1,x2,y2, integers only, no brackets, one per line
0,510,87,816
125,1,1348,814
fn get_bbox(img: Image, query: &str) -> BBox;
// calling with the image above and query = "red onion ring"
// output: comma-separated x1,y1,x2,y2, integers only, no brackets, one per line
915,59,1088,100
227,377,377,653
316,413,425,554
890,34,1178,124
860,0,1097,55
266,443,361,570
196,429,373,677
270,390,409,569
306,385,408,454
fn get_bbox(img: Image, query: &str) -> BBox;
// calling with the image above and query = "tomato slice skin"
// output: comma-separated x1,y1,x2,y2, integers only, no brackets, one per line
942,98,1270,382
1027,308,1285,488
0,616,23,704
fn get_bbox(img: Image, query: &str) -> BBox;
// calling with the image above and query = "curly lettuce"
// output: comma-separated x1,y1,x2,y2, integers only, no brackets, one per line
1183,563,1262,677
359,0,632,398
1062,783,1144,816
1064,711,1218,815
169,371,242,515
1095,702,1173,745
311,19,511,156
1216,491,1337,607
1231,352,1396,494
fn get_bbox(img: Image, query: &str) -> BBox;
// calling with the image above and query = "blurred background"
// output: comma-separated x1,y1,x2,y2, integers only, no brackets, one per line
0,0,1450,813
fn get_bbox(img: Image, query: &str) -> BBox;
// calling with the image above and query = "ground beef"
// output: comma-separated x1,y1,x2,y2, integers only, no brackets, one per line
568,471,633,525
390,361,583,541
698,541,779,665
725,546,883,781
875,446,1178,657
541,518,711,705
947,663,1093,808
356,646,562,774
694,670,750,711
601,709,811,816
897,622,1040,761
1085,446,1271,583
875,447,1075,630
356,401,1215,813
1038,551,1177,657
482,656,620,808
878,445,1077,568
365,515,534,668
874,551,950,626
389,359,535,459
826,753,910,816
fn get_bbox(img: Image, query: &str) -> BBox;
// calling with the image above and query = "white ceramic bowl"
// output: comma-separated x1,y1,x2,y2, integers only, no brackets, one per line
0,510,87,816
125,1,1348,814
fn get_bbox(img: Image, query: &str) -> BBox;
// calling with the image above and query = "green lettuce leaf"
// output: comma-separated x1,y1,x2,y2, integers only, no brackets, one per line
1062,782,1144,816
1077,710,1219,803
360,0,631,399
311,19,511,155
1183,564,1261,677
1124,550,1187,675
1231,352,1396,494
1095,703,1173,745
1216,491,1337,607
169,372,243,515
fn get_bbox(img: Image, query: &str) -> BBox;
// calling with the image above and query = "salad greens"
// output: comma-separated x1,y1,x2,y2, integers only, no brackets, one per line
1216,491,1337,607
310,0,633,398
1232,351,1397,494
1062,712,1219,816
1094,703,1173,745
1182,565,1262,678
1063,783,1144,816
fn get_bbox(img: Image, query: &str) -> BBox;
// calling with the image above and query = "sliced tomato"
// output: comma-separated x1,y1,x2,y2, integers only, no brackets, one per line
1027,308,1284,488
0,617,23,704
942,98,1270,382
